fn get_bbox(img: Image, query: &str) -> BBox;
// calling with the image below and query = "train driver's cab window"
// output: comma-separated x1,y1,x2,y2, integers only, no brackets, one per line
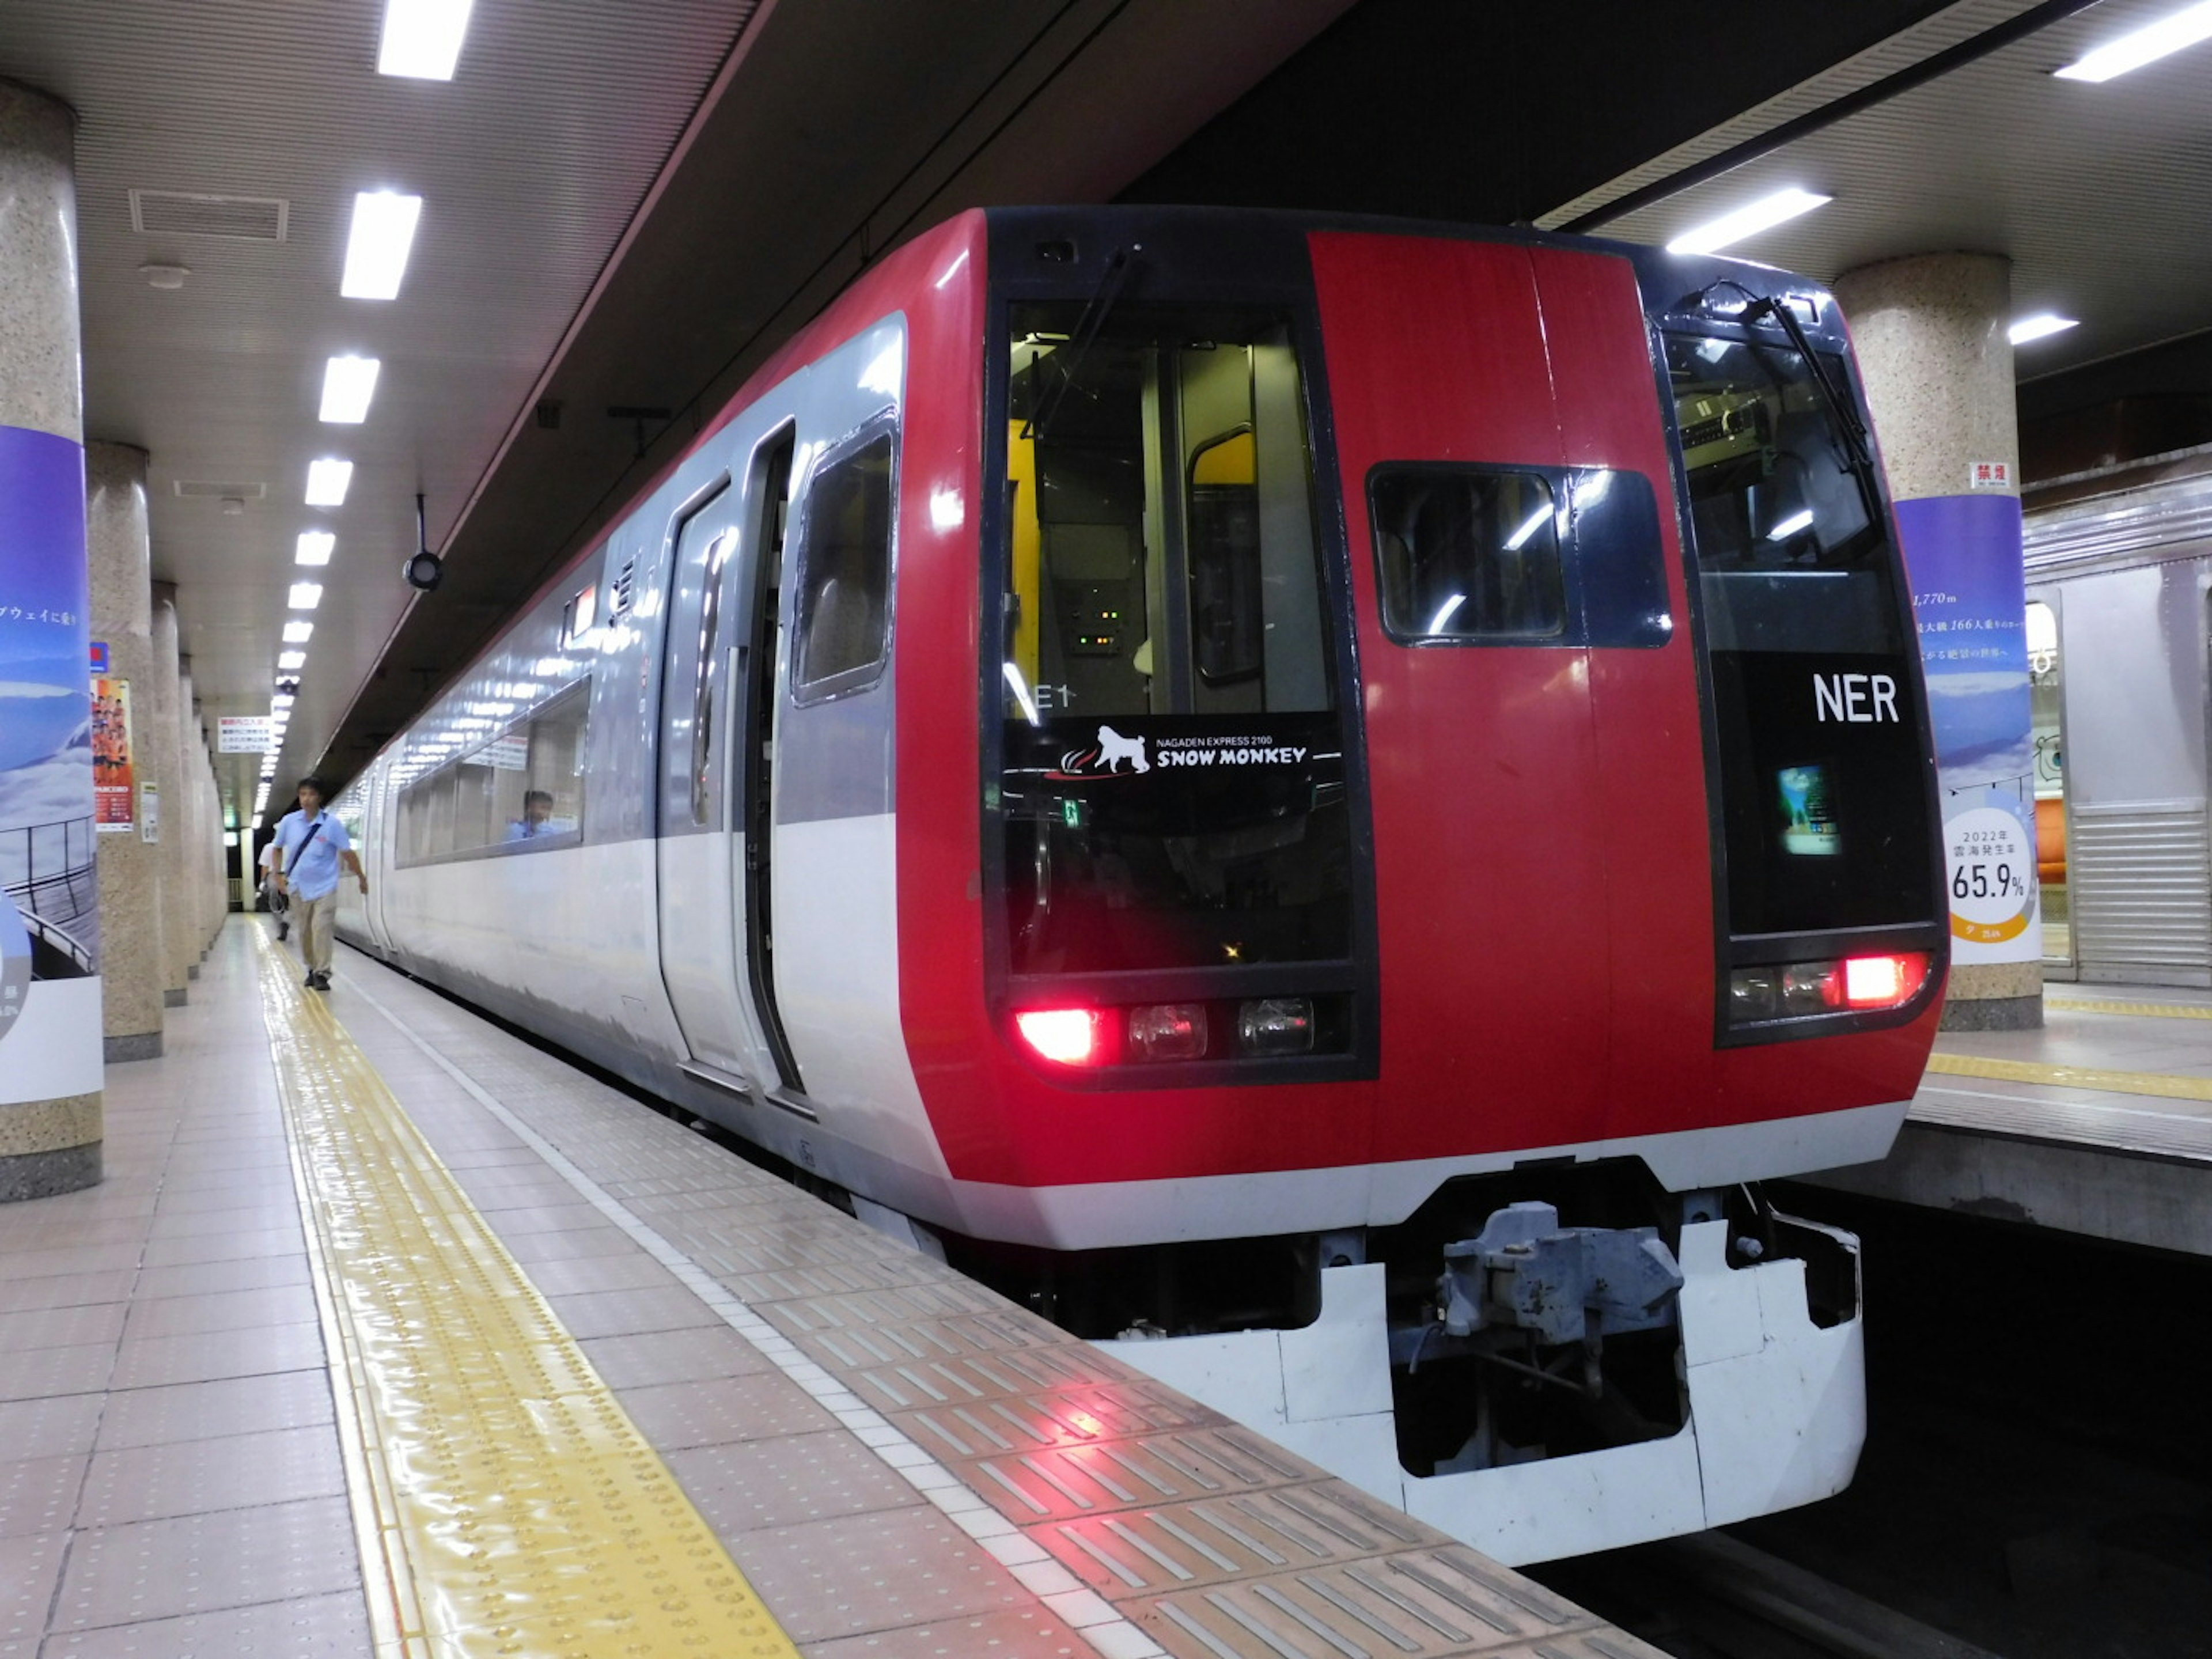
992,301,1351,979
1002,303,1332,721
792,426,895,700
1668,331,1900,656
1370,468,1565,642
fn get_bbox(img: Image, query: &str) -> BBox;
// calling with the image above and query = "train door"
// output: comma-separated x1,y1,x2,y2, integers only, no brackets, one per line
757,321,904,1112
1308,234,1611,1153
361,763,396,955
654,446,786,1094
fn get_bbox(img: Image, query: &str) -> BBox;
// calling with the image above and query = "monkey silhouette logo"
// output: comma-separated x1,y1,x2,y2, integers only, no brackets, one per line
1094,725,1148,774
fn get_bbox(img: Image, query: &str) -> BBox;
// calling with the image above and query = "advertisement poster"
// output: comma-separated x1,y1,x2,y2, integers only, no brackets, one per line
92,675,135,832
1895,492,2041,964
0,423,99,1080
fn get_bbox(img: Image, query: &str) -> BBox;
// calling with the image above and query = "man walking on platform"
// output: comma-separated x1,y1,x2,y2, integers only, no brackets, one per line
270,777,368,991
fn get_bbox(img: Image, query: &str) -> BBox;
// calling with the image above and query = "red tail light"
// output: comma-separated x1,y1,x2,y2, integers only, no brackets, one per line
1843,953,1927,1008
1015,1009,1102,1066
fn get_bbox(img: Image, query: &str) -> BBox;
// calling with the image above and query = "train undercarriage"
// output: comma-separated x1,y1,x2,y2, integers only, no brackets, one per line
930,1161,1867,1565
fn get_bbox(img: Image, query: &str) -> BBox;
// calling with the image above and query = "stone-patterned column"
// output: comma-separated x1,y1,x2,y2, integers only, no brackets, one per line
1836,252,2042,1031
86,442,164,1061
0,79,100,1198
179,668,213,968
149,587,190,1005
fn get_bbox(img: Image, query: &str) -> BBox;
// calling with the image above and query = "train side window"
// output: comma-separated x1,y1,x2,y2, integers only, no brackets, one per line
791,423,895,702
518,683,588,842
392,679,589,865
1370,467,1566,643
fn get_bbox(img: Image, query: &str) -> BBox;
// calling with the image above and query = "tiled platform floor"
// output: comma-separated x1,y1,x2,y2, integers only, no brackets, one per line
0,922,1660,1659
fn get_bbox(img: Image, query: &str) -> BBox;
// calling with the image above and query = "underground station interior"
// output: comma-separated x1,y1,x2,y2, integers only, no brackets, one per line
5,3,2212,1656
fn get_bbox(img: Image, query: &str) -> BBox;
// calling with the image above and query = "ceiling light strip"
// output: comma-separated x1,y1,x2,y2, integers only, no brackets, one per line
2055,0,2212,81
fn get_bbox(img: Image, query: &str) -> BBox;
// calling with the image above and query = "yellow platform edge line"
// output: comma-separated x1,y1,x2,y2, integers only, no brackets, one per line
2044,995,2212,1022
250,925,802,1659
1926,1050,2212,1104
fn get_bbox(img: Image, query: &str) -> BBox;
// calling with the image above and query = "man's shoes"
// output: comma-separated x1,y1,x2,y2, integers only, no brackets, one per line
276,923,289,940
309,971,331,991
304,972,315,988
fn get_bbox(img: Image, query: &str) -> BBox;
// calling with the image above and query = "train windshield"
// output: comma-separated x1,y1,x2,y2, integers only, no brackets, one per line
994,302,1351,975
1669,330,1933,938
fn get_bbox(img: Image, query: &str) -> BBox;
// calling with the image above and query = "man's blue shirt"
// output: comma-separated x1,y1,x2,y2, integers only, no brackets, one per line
274,808,351,901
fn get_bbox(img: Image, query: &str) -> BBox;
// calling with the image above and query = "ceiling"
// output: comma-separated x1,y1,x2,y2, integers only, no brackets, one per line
0,0,1354,824
1559,0,2212,388
0,0,759,823
6,0,2207,822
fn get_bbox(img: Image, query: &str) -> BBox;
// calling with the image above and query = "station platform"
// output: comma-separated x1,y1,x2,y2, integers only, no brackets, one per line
1809,987,2212,1256
0,918,1660,1659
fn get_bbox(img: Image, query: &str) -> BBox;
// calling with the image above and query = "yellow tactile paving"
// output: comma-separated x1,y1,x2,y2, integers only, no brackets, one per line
250,926,801,1659
1926,1051,2212,1105
2045,995,2212,1021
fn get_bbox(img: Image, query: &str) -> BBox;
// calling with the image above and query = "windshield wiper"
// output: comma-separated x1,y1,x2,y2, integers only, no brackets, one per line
1022,243,1141,443
1741,294,1873,474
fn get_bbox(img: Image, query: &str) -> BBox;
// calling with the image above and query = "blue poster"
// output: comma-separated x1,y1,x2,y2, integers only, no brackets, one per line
0,422,99,1036
1895,492,2040,964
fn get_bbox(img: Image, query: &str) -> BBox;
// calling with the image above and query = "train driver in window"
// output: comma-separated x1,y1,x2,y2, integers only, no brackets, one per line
506,789,556,842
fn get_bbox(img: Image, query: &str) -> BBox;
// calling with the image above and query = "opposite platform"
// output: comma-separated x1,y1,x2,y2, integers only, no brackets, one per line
0,919,1661,1659
1810,988,2212,1255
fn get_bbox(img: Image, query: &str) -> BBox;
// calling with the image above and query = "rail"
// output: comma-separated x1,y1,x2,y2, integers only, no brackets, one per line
1,815,98,929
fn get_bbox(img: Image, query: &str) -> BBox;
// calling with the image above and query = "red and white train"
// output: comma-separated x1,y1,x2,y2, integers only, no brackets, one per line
335,206,1946,1563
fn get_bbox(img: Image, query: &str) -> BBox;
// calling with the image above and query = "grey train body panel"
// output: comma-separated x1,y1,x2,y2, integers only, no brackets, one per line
2027,471,2212,986
335,317,915,1173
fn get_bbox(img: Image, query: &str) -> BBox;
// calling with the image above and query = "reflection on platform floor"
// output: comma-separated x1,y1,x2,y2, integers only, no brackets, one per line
0,922,1661,1659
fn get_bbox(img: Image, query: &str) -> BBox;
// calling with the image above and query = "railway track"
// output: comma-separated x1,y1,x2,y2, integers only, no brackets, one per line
1536,1532,2008,1659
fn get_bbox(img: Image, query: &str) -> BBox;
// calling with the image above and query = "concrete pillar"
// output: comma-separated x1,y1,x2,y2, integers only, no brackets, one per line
1836,252,2043,1031
177,665,209,971
148,588,190,1005
0,79,101,1199
86,442,164,1062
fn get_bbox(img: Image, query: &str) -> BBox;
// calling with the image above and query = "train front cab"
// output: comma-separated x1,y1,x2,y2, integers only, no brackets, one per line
912,213,1947,1564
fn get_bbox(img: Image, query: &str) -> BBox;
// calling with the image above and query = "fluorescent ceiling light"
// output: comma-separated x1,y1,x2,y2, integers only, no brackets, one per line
283,620,315,643
1666,188,1833,256
305,459,354,506
2055,0,2212,81
2009,313,2080,345
1768,509,1816,541
289,582,324,611
378,0,475,79
341,191,423,300
296,531,335,566
271,693,295,710
1425,594,1467,634
320,355,381,424
278,650,306,670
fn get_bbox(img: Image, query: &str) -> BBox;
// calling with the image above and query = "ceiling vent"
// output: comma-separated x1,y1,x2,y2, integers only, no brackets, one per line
172,480,267,500
130,190,289,243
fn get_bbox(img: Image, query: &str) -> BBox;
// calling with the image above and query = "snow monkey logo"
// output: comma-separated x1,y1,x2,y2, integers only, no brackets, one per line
1094,726,1148,774
1058,725,1149,778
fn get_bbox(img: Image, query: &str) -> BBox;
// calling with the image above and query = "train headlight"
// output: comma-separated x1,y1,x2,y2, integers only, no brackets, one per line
1844,952,1928,1008
1015,1008,1104,1066
1730,953,1930,1026
1238,997,1315,1057
1781,963,1840,1014
1728,968,1778,1022
1128,1003,1207,1062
